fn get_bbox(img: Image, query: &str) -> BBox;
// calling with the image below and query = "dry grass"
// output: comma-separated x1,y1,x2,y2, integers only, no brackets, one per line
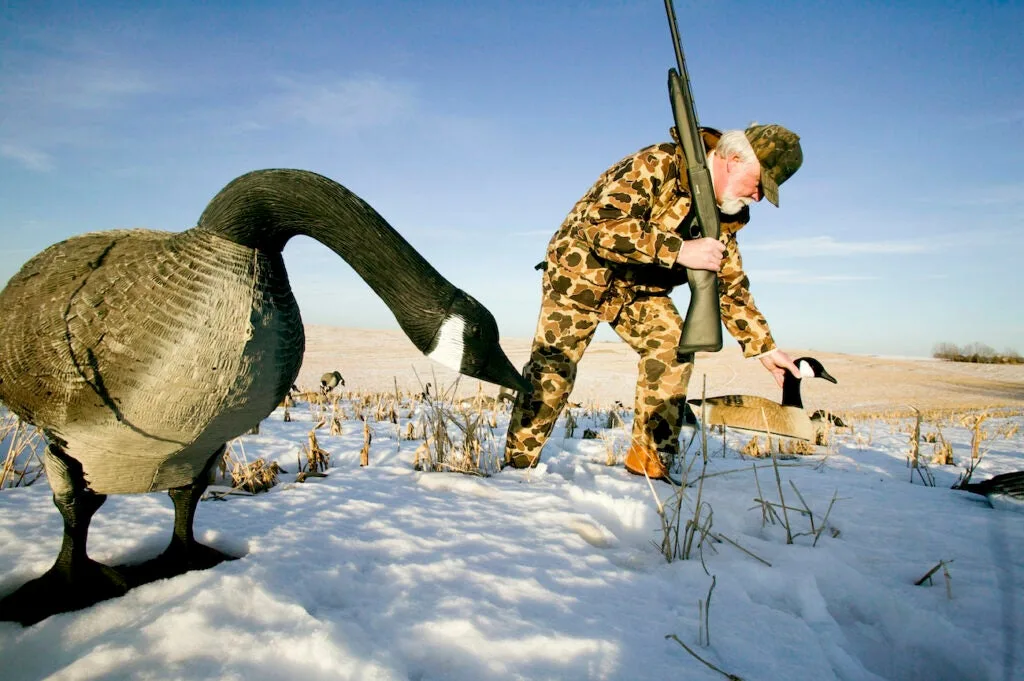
411,378,504,476
649,378,717,564
750,463,842,546
301,424,331,475
360,418,371,467
843,406,1023,478
740,435,817,458
646,375,850,565
564,409,578,439
288,375,512,477
223,440,284,495
598,431,622,466
961,412,989,460
931,425,954,465
914,559,954,599
0,411,47,489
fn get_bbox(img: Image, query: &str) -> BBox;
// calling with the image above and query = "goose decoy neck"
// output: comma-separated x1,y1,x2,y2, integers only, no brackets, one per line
780,371,804,408
781,356,837,408
197,169,456,350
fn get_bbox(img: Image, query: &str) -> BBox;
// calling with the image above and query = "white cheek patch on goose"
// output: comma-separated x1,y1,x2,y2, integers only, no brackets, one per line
427,315,466,373
798,360,814,378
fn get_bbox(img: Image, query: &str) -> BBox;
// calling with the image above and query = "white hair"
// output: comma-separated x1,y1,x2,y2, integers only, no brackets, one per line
715,130,757,165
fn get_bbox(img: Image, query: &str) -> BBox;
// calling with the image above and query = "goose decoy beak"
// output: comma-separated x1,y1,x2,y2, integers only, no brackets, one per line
473,348,531,394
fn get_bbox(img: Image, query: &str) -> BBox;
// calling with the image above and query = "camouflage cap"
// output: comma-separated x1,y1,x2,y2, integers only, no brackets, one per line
744,124,802,207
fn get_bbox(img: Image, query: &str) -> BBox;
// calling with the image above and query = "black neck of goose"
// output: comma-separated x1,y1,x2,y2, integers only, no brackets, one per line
781,372,803,408
197,169,455,352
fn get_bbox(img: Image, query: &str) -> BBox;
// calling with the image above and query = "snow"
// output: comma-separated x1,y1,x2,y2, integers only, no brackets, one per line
1,398,1022,681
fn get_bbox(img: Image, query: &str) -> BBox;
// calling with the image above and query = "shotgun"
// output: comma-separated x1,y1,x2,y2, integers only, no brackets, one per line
664,0,723,354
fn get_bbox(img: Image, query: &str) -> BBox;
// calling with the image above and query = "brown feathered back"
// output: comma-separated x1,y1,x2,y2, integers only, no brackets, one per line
0,228,303,493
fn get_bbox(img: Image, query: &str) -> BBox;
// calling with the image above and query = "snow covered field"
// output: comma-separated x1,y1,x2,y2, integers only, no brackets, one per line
1,394,1022,681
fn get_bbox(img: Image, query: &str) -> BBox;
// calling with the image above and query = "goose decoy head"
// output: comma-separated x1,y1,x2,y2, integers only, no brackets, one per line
796,357,837,384
781,356,837,408
426,291,530,394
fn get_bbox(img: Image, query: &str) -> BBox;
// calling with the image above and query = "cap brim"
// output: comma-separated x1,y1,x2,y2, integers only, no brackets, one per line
761,168,779,207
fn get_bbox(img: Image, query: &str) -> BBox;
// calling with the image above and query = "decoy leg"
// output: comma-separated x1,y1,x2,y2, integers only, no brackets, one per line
162,446,238,571
121,446,238,585
117,446,240,585
0,445,127,626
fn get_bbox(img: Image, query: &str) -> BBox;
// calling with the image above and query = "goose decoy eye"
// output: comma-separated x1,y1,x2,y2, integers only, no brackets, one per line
467,323,481,338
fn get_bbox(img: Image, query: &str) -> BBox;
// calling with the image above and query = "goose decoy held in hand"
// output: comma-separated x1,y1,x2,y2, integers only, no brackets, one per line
687,357,837,441
0,168,529,625
957,471,1024,511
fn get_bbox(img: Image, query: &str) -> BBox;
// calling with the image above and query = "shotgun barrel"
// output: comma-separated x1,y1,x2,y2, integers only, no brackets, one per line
664,0,723,354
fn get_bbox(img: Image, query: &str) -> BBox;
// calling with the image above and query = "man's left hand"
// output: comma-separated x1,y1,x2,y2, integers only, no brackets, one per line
759,349,800,389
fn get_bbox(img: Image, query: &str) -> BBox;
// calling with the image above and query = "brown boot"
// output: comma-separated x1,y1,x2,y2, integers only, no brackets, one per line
623,444,668,480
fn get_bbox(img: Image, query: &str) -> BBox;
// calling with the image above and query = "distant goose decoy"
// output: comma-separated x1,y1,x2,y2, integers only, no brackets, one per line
320,370,345,395
687,357,838,441
0,168,529,625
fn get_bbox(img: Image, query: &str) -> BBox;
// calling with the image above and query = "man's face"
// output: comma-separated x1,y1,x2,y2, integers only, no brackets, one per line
716,155,762,215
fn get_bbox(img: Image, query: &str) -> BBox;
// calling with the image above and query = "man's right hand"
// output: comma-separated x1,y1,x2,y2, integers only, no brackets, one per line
675,237,725,271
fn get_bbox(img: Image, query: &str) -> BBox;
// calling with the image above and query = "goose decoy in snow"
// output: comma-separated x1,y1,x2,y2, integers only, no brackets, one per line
956,471,1024,511
320,370,345,395
0,168,529,625
810,409,846,428
687,357,837,441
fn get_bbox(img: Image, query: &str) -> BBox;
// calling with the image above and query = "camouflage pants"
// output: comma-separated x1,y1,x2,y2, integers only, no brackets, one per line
504,291,694,466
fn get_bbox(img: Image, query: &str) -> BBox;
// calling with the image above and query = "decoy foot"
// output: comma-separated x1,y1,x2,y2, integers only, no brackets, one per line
119,454,238,586
0,558,128,626
118,539,237,587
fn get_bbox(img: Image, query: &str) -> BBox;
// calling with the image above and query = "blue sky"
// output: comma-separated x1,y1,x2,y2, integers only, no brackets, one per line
2,0,1022,358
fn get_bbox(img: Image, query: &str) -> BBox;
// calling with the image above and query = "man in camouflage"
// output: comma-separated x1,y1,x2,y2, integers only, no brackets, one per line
504,124,804,479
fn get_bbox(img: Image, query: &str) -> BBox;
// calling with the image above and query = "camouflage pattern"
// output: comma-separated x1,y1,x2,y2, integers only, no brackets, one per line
544,128,775,354
505,129,777,467
505,292,694,467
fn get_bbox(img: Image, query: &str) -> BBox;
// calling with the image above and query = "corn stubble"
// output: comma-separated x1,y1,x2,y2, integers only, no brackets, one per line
0,412,47,489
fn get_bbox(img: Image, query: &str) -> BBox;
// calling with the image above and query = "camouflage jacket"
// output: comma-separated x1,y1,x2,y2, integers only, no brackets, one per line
541,129,776,357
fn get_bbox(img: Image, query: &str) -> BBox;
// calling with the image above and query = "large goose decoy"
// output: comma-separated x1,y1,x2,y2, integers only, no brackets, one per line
957,471,1024,511
0,168,529,624
687,357,837,441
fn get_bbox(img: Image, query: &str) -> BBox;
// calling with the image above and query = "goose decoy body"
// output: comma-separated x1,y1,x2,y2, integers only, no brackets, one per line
0,168,529,625
687,357,837,441
957,471,1024,511
810,409,846,428
320,370,345,394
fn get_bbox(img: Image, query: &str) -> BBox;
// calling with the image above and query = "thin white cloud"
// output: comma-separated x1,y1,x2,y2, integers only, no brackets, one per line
963,108,1024,129
0,47,160,165
743,235,939,257
945,183,1024,207
261,75,416,133
2,56,155,112
509,229,556,238
0,143,54,171
748,269,878,284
